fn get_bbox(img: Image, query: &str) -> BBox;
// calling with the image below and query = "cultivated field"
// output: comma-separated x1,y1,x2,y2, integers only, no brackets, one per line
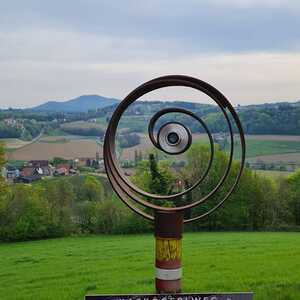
0,138,30,149
61,121,105,131
6,137,102,161
247,152,300,164
4,131,300,165
234,138,300,157
0,232,299,300
38,135,99,143
243,135,300,164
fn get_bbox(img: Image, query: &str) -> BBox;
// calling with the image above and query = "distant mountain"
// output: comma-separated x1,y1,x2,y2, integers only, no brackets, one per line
32,95,119,112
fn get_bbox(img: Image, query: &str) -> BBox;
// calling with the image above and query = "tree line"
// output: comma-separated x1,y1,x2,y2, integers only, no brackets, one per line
2,101,300,140
0,142,300,242
0,119,42,140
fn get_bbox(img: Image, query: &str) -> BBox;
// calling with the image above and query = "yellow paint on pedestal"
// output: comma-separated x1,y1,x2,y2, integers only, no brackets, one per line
156,237,182,261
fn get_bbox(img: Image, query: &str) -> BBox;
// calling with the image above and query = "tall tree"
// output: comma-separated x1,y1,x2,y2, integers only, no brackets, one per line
0,142,6,194
287,170,300,225
149,153,168,195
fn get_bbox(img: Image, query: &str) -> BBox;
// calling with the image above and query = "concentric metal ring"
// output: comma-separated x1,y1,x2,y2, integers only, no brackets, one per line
105,77,233,202
104,75,246,223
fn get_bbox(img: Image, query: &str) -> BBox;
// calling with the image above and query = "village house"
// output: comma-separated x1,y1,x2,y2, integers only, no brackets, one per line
87,118,97,123
4,165,20,182
73,157,95,168
54,163,70,176
3,118,17,126
3,118,24,130
73,154,104,171
18,166,41,183
27,160,53,176
16,160,53,183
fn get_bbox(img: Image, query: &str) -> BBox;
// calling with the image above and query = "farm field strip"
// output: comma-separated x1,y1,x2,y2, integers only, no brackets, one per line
230,139,300,160
247,152,300,164
6,139,102,161
61,121,105,129
39,135,101,143
0,138,31,149
4,132,300,163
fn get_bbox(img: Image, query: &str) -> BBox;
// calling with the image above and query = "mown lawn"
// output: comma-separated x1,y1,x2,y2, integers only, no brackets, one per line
0,232,300,300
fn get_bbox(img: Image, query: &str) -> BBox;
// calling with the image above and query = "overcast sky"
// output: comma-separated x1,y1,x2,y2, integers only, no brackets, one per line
0,0,300,108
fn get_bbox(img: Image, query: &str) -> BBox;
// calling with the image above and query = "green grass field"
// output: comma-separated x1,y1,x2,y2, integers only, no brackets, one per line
224,139,300,160
97,115,151,133
1,232,300,300
245,139,300,157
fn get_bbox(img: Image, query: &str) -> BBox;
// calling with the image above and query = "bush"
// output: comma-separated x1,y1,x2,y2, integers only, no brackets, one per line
118,133,140,148
0,174,150,241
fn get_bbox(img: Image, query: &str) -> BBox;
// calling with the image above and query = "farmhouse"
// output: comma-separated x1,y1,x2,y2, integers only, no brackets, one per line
74,157,95,167
54,164,70,176
4,165,20,182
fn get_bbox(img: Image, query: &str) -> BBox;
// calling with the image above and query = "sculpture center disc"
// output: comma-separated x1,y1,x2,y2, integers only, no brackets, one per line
157,122,192,155
166,132,180,145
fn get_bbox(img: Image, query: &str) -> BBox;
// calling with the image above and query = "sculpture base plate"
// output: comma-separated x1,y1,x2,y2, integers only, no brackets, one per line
85,293,253,300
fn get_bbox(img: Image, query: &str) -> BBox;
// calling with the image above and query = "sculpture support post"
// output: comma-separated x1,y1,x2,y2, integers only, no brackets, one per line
155,211,183,294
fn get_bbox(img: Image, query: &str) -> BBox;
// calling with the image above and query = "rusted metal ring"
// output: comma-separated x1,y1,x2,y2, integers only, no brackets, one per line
105,77,234,201
106,76,234,200
104,75,245,222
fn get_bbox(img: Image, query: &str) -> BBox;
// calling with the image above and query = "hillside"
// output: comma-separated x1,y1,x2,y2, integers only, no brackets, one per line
2,98,300,138
100,100,300,135
32,95,119,112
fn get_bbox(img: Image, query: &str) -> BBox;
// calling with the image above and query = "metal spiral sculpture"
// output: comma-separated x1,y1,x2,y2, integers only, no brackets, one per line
104,75,246,223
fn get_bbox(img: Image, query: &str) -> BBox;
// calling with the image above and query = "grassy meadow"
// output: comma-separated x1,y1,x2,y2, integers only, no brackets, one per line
225,138,300,160
1,232,300,300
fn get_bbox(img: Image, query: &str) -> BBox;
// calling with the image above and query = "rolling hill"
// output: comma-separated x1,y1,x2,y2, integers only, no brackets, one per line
32,95,119,112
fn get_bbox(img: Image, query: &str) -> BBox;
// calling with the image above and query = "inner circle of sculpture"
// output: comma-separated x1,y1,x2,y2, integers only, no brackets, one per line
103,75,246,224
167,132,180,145
157,122,191,155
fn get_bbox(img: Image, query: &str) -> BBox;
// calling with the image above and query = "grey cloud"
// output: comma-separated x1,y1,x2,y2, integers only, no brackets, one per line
1,1,300,53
